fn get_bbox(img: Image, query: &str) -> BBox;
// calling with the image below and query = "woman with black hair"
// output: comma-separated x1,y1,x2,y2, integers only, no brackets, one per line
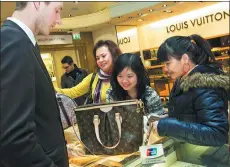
106,53,165,132
152,34,229,147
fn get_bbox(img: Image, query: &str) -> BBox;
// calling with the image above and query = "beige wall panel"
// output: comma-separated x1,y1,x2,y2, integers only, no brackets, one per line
92,25,118,44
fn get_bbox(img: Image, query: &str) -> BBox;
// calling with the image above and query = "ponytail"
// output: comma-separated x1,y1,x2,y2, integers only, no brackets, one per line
157,34,218,66
189,34,216,65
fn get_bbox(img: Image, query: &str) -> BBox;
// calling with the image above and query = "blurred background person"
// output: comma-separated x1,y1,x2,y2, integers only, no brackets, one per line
61,55,88,105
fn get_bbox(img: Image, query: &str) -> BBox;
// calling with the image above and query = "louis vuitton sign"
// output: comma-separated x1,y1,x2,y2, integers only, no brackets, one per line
37,35,73,45
118,37,130,45
117,27,140,53
166,10,229,33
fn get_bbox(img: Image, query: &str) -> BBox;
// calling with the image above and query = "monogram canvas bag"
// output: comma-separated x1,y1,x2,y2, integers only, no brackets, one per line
56,93,77,129
74,100,145,155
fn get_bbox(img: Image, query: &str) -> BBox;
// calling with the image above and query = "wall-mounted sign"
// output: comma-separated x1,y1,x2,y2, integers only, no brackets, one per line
166,10,229,33
117,27,140,53
37,35,73,45
118,37,130,45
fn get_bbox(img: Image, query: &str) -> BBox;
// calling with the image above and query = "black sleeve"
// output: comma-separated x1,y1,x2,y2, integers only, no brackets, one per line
157,90,229,146
0,33,57,166
61,75,67,88
82,69,88,78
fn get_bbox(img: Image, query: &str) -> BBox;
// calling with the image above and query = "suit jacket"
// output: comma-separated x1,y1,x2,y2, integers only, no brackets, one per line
0,20,69,167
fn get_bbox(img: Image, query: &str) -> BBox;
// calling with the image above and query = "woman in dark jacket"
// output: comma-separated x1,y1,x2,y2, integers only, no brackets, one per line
153,34,229,147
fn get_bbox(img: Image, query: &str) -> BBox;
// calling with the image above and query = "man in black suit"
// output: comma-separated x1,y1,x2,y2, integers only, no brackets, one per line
0,2,69,167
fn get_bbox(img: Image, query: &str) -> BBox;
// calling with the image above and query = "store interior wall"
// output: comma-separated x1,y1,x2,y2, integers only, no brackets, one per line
75,32,96,73
116,25,140,53
92,25,118,44
40,32,96,87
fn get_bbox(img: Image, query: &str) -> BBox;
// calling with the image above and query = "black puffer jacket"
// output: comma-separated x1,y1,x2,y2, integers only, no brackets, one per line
158,64,229,146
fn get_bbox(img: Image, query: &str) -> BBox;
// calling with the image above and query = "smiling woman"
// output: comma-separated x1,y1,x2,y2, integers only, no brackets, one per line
54,40,122,104
106,53,165,132
154,34,229,148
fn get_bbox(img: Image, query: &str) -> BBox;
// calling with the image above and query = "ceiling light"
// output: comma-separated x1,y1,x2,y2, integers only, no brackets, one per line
141,13,148,17
164,10,172,13
163,4,167,7
138,19,144,22
149,9,154,12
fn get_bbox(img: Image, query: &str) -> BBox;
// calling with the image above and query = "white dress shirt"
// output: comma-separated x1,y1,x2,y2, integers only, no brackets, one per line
7,17,36,46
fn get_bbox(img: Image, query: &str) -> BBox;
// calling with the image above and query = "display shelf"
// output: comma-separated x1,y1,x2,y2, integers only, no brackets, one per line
145,64,164,69
211,46,229,51
149,75,166,79
145,57,157,61
216,55,229,60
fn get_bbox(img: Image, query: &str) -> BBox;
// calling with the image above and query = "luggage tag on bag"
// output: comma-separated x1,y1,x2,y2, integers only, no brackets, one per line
139,144,165,165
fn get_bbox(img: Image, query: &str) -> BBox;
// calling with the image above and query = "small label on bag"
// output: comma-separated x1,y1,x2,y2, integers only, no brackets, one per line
139,144,165,165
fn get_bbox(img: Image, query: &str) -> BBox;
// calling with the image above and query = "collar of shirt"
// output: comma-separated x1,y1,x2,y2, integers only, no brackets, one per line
7,17,36,46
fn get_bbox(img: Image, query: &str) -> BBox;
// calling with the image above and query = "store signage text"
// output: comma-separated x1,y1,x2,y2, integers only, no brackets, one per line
118,37,130,45
166,10,229,33
37,35,73,45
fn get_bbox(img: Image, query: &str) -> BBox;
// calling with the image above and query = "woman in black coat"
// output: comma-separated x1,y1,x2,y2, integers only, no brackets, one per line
153,34,229,147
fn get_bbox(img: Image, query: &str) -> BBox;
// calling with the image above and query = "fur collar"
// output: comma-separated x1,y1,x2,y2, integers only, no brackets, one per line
180,72,229,92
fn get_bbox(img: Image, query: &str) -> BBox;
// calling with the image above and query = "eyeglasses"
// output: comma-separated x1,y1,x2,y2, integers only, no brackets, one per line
62,65,70,69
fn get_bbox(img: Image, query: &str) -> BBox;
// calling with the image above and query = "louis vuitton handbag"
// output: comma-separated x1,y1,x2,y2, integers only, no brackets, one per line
73,100,145,155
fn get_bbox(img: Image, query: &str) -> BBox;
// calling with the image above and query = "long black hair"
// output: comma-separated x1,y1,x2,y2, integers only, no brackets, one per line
110,53,150,101
157,34,219,66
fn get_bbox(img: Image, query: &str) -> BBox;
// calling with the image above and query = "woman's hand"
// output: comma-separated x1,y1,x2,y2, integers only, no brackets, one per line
152,121,159,135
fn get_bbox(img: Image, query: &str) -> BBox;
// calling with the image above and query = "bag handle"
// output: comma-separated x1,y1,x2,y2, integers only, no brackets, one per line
89,73,96,95
93,113,122,149
84,73,96,105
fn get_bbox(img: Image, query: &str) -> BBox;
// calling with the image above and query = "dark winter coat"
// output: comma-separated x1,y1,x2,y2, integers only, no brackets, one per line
158,64,229,147
61,66,88,105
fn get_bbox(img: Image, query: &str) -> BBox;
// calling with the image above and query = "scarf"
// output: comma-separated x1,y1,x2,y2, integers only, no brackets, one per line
93,69,111,103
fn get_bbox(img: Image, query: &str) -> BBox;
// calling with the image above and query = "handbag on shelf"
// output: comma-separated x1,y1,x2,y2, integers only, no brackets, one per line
83,73,96,105
74,100,145,155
